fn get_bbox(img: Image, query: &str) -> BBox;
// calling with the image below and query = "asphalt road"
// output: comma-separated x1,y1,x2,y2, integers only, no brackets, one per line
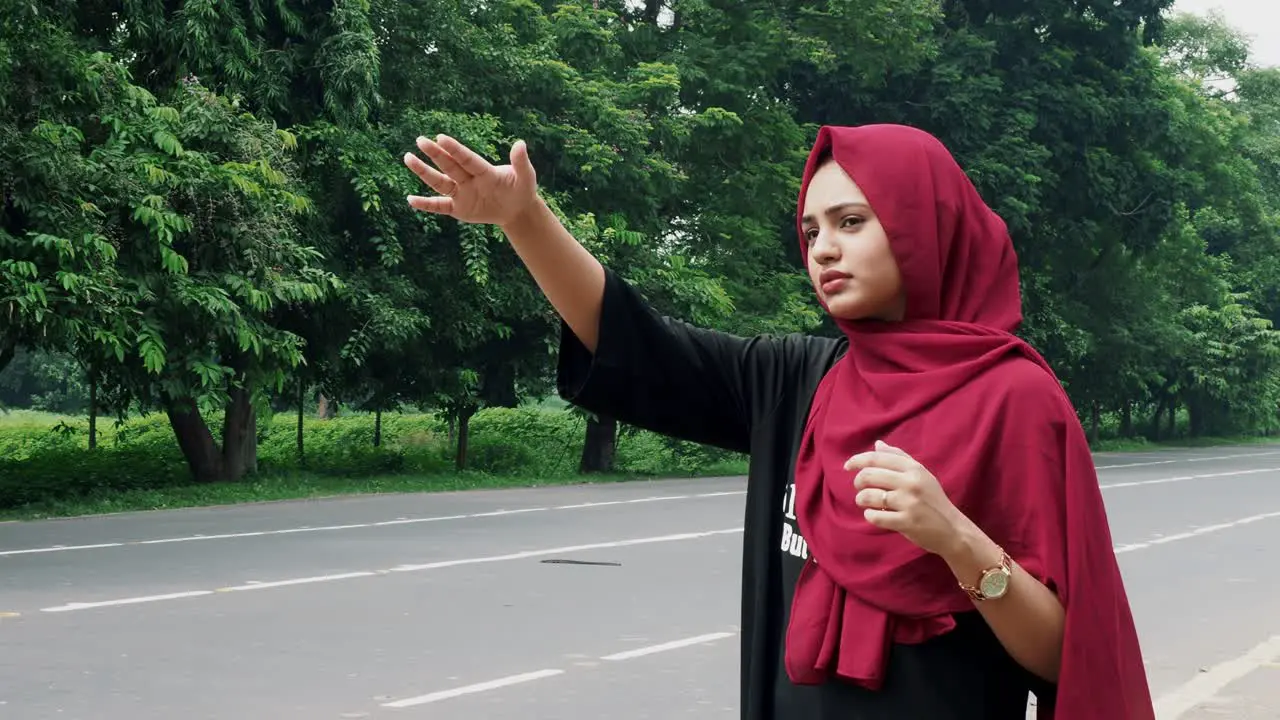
2,446,1280,720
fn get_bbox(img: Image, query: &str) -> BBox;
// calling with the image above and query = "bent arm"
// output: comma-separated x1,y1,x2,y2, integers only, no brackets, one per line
942,525,1065,684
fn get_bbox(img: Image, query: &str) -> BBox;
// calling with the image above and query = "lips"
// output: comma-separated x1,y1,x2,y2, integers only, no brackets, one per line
819,269,852,295
819,269,852,285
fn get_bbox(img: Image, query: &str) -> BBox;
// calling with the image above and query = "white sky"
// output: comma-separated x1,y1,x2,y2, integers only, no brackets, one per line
1172,0,1280,68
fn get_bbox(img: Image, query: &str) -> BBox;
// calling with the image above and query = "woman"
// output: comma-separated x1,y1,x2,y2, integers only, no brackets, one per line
403,124,1155,719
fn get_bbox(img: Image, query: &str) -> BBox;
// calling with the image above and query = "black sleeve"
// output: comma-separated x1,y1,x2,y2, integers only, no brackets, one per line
557,267,841,454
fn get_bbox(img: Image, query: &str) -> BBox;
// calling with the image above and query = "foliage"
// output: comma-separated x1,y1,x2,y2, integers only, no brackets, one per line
3,0,1280,503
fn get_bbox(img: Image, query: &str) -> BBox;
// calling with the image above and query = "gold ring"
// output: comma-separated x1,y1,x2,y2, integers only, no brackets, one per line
881,489,892,510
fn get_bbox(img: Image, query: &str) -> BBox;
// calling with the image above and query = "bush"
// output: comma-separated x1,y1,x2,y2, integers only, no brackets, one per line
0,406,746,510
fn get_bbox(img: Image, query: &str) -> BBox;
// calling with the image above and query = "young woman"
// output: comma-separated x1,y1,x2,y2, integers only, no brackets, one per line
403,124,1155,719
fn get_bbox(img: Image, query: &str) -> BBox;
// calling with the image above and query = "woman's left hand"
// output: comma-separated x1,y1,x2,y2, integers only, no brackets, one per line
846,440,973,557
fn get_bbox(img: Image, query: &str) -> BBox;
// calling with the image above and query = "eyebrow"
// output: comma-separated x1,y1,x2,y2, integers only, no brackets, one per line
801,201,871,225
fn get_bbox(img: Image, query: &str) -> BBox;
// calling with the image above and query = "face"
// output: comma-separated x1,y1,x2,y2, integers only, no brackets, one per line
801,160,905,322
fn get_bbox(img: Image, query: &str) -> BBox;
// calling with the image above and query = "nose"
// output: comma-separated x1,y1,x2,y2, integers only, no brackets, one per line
809,227,840,264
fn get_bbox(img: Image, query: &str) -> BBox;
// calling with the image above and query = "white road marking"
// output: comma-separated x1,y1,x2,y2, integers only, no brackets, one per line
382,630,740,707
471,508,547,518
387,529,744,573
32,503,1280,616
1100,466,1280,490
1113,510,1280,553
381,669,565,708
215,571,378,592
1155,634,1280,720
6,450,1279,558
1,542,125,554
36,528,744,614
0,492,743,557
1095,449,1280,470
41,590,214,613
601,632,737,661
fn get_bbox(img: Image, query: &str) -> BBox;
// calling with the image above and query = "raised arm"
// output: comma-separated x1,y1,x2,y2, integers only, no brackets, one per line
405,136,606,351
404,135,842,451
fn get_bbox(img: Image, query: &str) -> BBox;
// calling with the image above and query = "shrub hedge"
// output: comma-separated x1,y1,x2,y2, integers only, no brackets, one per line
0,408,746,510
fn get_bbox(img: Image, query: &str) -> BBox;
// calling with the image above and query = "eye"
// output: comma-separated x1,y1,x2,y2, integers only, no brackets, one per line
804,228,819,244
840,216,865,230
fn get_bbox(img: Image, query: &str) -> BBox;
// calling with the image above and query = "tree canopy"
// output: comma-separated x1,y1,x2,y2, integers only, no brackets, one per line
3,0,1278,483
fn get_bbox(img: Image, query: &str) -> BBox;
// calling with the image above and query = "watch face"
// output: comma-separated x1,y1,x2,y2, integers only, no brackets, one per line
980,570,1009,598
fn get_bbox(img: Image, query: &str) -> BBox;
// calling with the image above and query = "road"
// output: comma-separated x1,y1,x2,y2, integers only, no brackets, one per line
2,446,1279,719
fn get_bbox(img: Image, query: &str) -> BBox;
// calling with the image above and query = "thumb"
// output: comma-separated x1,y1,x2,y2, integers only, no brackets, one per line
510,140,536,184
875,439,908,456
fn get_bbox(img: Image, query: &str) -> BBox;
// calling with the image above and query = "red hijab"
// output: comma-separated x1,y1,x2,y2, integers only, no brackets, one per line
785,125,1154,718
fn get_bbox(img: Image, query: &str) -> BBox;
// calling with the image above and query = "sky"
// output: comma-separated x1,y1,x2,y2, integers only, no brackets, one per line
1172,0,1280,68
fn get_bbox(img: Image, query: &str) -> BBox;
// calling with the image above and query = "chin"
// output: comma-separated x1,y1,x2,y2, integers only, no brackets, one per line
823,297,870,321
825,294,897,322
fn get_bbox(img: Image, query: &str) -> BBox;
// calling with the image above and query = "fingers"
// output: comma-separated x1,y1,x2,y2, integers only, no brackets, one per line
407,194,454,214
415,135,475,180
845,449,913,473
851,465,900,491
403,152,457,198
863,508,906,530
510,139,535,184
874,439,910,456
856,487,895,510
435,134,496,177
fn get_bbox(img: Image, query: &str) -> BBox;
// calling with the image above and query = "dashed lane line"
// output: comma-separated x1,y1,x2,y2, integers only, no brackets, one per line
600,632,737,661
0,493,732,557
8,459,1280,559
1094,449,1280,470
33,503,1280,616
37,528,745,614
380,631,737,710
1155,634,1280,720
1113,509,1280,553
380,669,566,708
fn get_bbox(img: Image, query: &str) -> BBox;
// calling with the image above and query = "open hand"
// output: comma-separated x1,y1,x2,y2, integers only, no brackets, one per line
846,440,972,557
403,135,539,228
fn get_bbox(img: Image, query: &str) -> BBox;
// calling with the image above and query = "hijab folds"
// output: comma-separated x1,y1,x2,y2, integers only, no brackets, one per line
786,124,1155,719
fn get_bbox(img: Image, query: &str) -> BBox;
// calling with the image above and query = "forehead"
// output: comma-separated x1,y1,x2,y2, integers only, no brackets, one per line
801,160,868,221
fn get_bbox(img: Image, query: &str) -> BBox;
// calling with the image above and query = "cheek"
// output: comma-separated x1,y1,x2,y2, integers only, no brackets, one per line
859,244,900,289
806,254,822,286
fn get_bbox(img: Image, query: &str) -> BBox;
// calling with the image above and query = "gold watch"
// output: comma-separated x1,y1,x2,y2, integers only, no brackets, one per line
959,547,1013,602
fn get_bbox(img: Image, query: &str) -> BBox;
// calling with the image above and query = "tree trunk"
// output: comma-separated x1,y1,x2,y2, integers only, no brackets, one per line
221,385,257,479
1188,398,1203,437
481,365,519,408
579,414,618,474
374,409,383,447
88,372,98,450
455,405,476,471
1120,401,1132,437
165,397,224,483
0,336,16,376
1166,397,1177,438
296,381,305,467
317,392,337,419
1089,402,1100,445
1150,395,1168,440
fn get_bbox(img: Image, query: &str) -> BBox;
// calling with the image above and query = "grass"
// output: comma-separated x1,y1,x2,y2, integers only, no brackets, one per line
2,407,1275,523
1090,434,1280,453
0,460,751,522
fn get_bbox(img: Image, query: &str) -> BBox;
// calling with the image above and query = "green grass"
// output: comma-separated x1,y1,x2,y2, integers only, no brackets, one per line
0,460,750,522
1091,434,1280,453
2,406,1274,523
